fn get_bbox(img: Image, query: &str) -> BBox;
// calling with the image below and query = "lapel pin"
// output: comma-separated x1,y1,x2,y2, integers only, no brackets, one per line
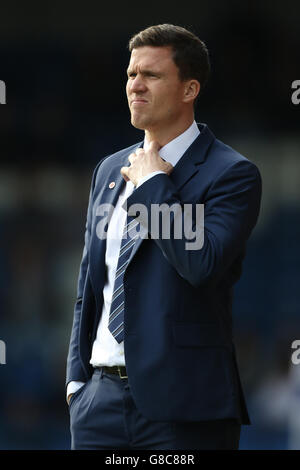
109,181,115,189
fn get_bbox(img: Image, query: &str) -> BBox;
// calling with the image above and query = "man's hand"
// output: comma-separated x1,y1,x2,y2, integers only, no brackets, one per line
120,141,173,186
67,393,73,405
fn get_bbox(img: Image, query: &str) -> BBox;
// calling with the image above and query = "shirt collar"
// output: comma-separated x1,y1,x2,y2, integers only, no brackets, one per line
143,120,200,167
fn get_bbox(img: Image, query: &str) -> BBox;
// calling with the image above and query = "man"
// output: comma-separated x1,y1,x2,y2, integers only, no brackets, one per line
66,24,262,450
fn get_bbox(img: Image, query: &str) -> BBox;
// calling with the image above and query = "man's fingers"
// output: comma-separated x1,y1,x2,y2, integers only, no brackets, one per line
67,393,73,405
120,166,130,182
121,143,172,185
164,162,174,175
128,152,137,164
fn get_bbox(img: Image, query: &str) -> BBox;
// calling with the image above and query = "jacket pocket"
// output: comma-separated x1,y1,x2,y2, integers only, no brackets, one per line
172,321,229,348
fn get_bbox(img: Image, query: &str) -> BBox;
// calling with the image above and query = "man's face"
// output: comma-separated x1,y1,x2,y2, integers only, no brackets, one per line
126,46,187,132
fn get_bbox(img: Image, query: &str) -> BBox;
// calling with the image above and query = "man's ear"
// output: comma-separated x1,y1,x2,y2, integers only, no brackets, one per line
183,80,201,103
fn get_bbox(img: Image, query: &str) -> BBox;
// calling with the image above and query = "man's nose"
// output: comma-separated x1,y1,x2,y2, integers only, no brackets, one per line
129,75,147,92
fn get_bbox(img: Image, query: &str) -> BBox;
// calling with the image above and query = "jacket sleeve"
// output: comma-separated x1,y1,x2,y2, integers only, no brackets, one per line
65,160,103,385
125,159,262,288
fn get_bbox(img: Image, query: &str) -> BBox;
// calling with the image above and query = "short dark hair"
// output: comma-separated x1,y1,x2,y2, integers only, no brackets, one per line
128,24,211,97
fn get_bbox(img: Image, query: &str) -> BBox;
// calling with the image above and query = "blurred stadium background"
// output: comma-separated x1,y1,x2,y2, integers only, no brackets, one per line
0,0,299,449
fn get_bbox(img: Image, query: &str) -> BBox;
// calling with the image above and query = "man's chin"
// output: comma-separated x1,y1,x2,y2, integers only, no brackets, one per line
130,113,151,131
131,119,146,131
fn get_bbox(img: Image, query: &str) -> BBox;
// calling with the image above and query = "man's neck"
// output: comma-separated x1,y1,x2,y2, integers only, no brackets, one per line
144,116,195,147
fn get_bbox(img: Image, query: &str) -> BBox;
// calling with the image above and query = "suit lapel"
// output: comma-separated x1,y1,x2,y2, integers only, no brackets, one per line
127,123,215,265
169,123,215,190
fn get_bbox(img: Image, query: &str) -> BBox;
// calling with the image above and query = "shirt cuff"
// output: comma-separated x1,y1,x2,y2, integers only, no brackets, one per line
66,381,85,401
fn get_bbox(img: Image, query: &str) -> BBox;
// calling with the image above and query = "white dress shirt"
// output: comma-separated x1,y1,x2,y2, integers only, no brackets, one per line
67,120,200,398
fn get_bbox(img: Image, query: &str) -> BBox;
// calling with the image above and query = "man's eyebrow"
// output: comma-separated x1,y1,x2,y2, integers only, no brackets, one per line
127,68,161,76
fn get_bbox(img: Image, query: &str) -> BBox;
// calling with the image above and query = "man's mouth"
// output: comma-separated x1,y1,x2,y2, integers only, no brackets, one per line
131,99,148,105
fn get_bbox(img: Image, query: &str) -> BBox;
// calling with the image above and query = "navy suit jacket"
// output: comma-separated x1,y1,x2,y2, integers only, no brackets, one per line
66,123,262,423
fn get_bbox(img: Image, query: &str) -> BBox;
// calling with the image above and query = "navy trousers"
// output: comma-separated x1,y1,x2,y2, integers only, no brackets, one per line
69,368,241,450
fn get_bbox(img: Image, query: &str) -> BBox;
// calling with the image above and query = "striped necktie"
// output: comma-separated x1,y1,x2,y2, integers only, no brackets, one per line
108,213,139,343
